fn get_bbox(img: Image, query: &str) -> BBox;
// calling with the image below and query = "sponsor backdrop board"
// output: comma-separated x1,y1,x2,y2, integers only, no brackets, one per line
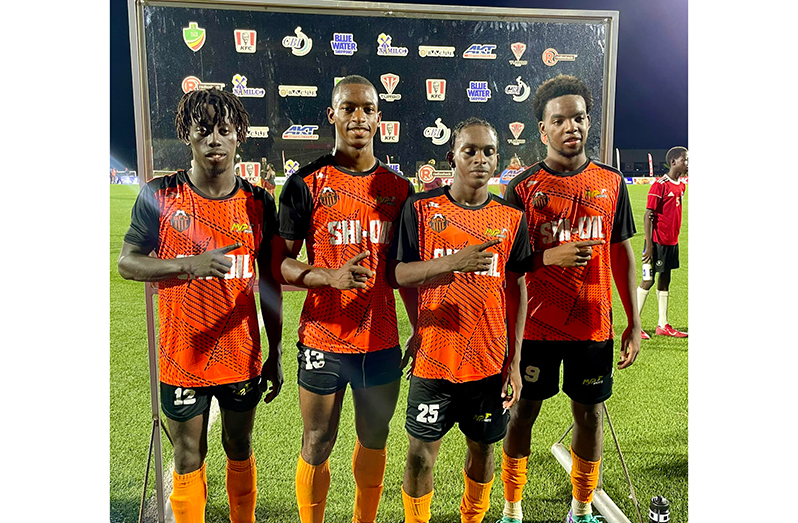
130,0,618,183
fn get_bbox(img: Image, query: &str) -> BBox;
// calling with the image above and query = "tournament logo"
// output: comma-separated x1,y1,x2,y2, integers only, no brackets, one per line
170,210,191,232
509,42,528,67
542,47,578,66
231,74,265,98
247,127,270,139
532,191,550,209
278,85,318,97
508,122,526,145
376,33,408,56
504,76,531,102
183,22,206,52
463,43,497,59
282,125,319,140
380,121,400,143
282,27,313,56
234,30,256,53
418,45,455,57
429,213,448,233
330,33,358,55
319,187,339,207
426,79,447,101
466,81,491,102
423,118,451,146
182,76,225,93
379,73,402,102
284,159,300,175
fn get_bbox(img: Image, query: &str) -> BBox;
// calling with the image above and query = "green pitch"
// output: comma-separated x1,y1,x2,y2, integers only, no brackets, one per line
110,183,688,522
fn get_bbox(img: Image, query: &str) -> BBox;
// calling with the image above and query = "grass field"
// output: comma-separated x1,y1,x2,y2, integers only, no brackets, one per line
110,182,688,523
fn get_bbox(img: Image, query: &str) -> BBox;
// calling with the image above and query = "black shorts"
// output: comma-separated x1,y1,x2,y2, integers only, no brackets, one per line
653,242,680,272
405,374,509,444
160,377,262,422
519,339,614,405
296,344,402,395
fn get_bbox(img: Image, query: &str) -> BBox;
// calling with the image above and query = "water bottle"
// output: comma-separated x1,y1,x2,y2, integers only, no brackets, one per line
642,263,653,281
648,495,670,522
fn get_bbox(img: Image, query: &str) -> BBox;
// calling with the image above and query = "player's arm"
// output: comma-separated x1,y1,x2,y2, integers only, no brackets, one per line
394,240,500,287
279,240,374,289
610,179,640,369
118,241,240,281
259,198,284,403
641,208,655,263
503,270,526,409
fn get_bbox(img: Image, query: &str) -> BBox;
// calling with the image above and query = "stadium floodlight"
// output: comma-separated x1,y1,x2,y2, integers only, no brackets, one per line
550,403,644,523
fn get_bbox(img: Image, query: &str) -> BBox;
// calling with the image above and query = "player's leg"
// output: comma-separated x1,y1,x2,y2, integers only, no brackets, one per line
461,437,496,523
403,435,443,523
216,377,263,523
161,383,212,523
349,347,403,523
653,244,687,337
637,244,659,339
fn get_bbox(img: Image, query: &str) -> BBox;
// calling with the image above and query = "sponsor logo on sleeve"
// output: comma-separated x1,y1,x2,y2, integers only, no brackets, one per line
509,42,528,66
234,30,256,53
508,122,526,145
231,75,265,97
330,33,358,55
418,45,455,57
423,118,451,146
379,73,402,102
380,121,401,143
504,76,530,102
466,81,491,102
376,33,408,56
278,85,318,97
426,79,447,101
282,125,319,140
282,26,313,56
463,43,497,59
542,47,577,66
183,22,206,52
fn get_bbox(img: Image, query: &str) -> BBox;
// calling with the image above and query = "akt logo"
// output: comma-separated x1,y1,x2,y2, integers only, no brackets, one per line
509,42,528,66
319,187,339,207
170,210,191,232
182,22,206,52
234,30,256,53
376,33,408,56
426,79,447,101
282,26,313,56
379,73,402,102
505,76,530,102
508,122,526,145
463,44,497,59
282,125,319,140
330,33,358,55
466,81,491,102
380,121,400,143
429,213,448,232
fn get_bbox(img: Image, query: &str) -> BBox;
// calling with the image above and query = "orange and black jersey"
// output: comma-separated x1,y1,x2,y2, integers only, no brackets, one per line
395,187,531,383
124,170,277,387
278,155,414,354
505,160,635,342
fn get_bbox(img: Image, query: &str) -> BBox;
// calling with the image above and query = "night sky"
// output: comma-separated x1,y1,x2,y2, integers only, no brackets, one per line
109,0,687,170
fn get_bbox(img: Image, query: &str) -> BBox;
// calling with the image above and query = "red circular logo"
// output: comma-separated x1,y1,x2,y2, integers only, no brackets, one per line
182,76,201,93
418,164,435,183
542,48,558,66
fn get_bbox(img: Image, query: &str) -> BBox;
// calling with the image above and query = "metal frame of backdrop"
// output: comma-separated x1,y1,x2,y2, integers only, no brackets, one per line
126,1,621,522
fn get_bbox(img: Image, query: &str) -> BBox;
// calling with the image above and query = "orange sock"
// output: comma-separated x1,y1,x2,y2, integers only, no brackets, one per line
402,487,433,523
500,451,528,503
296,455,331,523
570,447,601,504
460,469,494,523
227,454,257,523
170,462,208,523
352,440,387,523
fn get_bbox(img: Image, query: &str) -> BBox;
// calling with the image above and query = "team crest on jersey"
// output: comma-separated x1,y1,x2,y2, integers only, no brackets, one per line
282,26,313,56
183,22,206,52
171,210,191,232
319,187,339,207
418,45,455,57
376,33,408,56
426,79,447,101
231,75,265,97
234,30,256,53
429,213,448,232
532,191,550,209
505,76,530,102
181,76,225,93
508,122,526,145
380,121,400,143
423,118,451,146
330,33,358,55
379,73,402,101
542,47,577,66
463,43,497,59
509,42,528,66
466,81,491,102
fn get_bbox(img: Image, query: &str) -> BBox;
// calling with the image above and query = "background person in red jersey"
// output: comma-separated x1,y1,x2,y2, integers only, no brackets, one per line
117,88,284,523
275,75,417,523
500,74,641,523
393,118,530,523
637,147,688,339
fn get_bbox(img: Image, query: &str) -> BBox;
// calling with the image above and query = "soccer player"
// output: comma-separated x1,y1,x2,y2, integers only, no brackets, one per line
117,88,283,523
276,75,416,523
499,75,641,523
498,155,524,198
394,118,530,523
637,147,688,339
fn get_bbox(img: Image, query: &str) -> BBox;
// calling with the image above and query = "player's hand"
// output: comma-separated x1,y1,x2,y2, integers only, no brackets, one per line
451,239,501,273
259,350,284,403
618,323,641,369
641,242,653,264
328,251,374,289
502,362,522,409
543,240,604,267
186,243,241,278
400,331,417,380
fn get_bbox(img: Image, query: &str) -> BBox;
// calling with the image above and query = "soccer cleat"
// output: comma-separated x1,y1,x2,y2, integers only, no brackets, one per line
495,517,522,523
640,330,651,340
655,324,688,338
565,509,605,523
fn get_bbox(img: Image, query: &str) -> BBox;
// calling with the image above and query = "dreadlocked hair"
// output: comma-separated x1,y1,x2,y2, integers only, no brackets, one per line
532,74,593,123
175,88,250,144
448,117,498,153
